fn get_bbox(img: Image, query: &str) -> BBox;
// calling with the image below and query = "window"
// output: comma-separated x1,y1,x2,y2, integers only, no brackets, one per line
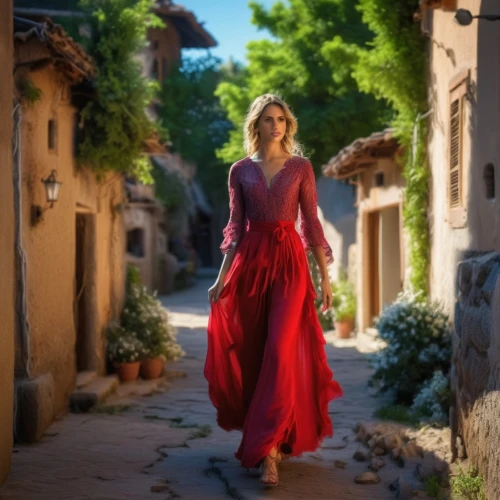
448,71,469,228
126,228,145,258
449,97,461,208
484,163,495,200
152,59,159,80
48,119,57,151
374,172,385,187
162,57,168,81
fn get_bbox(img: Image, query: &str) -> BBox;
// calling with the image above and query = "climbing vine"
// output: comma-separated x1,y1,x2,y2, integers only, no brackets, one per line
354,1,429,296
76,0,163,183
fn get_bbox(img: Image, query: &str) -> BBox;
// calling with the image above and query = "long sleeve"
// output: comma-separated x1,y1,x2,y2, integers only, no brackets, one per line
220,164,246,254
299,161,334,265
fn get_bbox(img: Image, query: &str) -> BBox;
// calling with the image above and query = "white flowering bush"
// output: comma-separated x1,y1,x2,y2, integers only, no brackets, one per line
121,266,185,361
370,292,451,404
106,322,145,363
410,370,450,425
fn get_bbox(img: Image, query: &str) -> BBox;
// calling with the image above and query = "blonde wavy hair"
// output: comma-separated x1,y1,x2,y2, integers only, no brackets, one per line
243,94,303,158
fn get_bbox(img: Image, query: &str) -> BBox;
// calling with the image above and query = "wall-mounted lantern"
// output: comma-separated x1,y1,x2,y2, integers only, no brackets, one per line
455,8,500,26
31,170,62,226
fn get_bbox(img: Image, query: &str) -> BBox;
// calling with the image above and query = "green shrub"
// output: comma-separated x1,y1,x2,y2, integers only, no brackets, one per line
106,322,145,363
424,475,446,499
451,466,486,500
331,272,356,322
374,404,417,426
106,265,184,364
370,292,451,404
410,370,451,426
122,271,184,361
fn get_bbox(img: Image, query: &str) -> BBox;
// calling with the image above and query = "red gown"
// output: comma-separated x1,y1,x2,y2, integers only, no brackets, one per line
205,155,343,468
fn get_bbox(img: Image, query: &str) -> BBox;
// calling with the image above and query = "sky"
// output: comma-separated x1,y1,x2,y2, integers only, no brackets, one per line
178,0,277,64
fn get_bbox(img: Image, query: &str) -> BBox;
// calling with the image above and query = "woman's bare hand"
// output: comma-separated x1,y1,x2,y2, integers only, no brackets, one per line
208,279,225,303
320,277,333,312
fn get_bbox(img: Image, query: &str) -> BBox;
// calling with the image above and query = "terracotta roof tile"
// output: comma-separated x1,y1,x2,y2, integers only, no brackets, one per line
323,128,400,179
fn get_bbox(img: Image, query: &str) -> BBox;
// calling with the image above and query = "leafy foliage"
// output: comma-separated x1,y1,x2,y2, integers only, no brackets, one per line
152,166,189,215
373,404,418,426
121,265,184,360
331,271,356,322
105,265,184,364
451,466,486,500
424,475,446,500
106,322,145,363
216,0,387,172
77,0,163,183
354,1,429,294
17,77,42,105
370,292,451,404
410,370,450,425
159,55,233,202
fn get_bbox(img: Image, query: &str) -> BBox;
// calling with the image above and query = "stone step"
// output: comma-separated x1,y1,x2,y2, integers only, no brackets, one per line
75,370,97,389
70,375,119,413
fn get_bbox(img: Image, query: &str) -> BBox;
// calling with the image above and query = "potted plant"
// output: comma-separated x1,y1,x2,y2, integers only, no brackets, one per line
331,274,357,339
106,322,145,382
121,266,185,380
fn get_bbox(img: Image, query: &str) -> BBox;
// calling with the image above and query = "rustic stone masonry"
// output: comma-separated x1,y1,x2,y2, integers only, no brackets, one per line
452,251,500,499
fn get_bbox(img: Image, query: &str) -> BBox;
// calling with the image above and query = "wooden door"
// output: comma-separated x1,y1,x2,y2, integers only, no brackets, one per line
368,211,380,322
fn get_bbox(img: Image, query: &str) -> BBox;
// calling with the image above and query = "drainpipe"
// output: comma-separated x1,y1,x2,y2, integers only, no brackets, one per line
12,101,31,380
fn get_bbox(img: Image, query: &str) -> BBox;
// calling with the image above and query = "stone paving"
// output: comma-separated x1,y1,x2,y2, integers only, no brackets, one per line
0,278,449,500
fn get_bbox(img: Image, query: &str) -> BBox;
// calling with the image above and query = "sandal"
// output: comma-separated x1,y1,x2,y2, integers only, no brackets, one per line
260,447,279,486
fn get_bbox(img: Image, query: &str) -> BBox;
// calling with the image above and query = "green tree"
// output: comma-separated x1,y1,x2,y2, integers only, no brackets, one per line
159,55,235,201
353,0,429,295
216,0,388,171
77,0,163,183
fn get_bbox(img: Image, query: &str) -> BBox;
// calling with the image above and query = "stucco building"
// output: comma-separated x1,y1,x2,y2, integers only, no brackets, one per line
12,17,126,443
0,0,15,486
323,130,405,333
420,1,500,497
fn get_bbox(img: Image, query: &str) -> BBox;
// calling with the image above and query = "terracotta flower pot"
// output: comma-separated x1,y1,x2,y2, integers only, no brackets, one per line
140,357,165,380
335,318,354,339
114,361,140,382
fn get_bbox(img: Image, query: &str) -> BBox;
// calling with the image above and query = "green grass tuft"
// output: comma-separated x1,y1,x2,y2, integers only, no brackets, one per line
451,466,486,500
189,425,212,440
374,404,418,425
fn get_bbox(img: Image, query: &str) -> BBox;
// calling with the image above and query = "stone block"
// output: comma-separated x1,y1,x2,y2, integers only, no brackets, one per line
475,262,490,288
462,303,491,353
454,301,462,338
14,373,55,443
462,347,490,400
354,471,380,485
70,375,119,413
457,261,473,298
481,263,500,304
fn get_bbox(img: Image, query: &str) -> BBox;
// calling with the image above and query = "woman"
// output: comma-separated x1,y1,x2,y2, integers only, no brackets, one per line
205,94,343,486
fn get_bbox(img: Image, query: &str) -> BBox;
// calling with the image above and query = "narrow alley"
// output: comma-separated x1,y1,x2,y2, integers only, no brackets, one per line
1,279,448,500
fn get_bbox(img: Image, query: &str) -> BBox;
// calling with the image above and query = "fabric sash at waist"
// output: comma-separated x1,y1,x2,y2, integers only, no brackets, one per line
248,220,295,242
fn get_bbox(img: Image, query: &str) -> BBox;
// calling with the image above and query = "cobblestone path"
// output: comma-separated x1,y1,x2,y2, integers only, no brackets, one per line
1,278,442,500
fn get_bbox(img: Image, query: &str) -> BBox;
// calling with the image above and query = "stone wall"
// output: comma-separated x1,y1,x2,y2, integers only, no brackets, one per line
452,251,500,499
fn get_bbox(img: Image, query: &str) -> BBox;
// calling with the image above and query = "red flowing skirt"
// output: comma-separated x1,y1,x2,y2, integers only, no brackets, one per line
205,220,343,468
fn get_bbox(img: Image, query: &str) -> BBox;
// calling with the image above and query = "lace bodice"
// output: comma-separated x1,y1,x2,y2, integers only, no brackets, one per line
220,156,333,265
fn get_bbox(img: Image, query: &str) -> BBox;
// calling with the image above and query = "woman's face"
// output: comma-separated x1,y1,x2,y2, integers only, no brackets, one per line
256,104,287,145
